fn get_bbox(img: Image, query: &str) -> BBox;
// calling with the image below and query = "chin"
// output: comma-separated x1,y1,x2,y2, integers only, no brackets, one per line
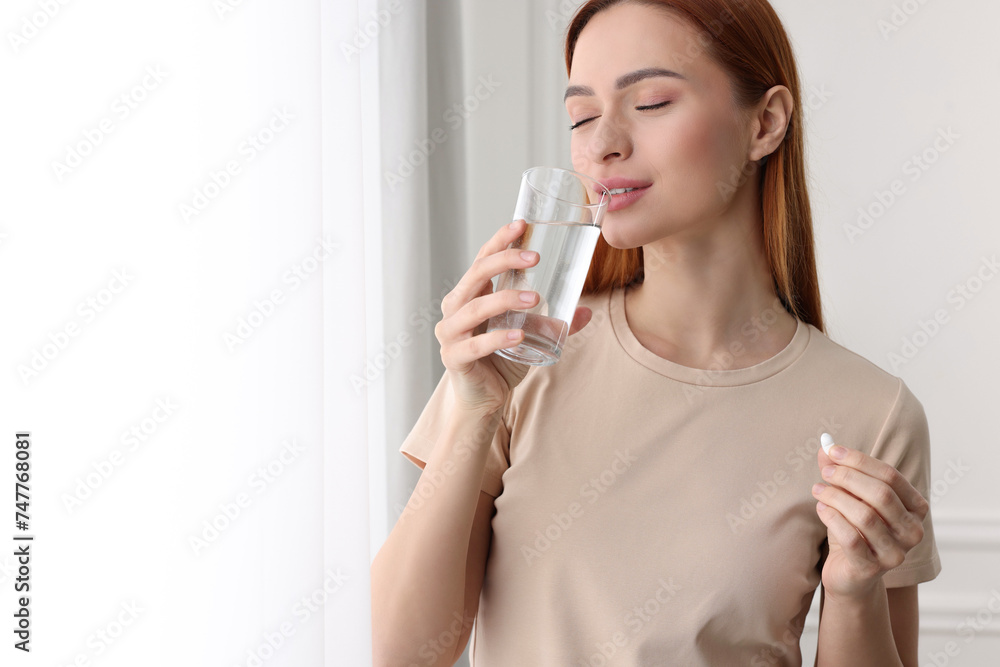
600,218,649,251
599,225,630,250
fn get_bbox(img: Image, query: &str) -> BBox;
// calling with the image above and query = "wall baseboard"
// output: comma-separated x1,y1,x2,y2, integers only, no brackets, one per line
933,511,1000,550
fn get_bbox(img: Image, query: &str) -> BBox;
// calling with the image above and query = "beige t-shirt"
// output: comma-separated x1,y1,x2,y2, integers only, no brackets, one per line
399,286,941,666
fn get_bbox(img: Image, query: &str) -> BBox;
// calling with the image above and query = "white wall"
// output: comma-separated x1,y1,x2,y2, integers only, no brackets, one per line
435,0,1000,664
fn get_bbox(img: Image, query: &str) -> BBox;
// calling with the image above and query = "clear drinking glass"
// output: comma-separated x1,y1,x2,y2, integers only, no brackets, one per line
486,166,610,366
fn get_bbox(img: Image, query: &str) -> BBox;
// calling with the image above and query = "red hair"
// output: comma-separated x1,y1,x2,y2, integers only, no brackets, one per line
566,0,824,332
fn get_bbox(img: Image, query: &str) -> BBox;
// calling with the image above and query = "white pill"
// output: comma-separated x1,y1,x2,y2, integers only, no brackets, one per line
821,433,835,456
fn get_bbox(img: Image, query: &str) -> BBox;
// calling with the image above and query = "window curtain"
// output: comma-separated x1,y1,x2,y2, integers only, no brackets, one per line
1,0,412,663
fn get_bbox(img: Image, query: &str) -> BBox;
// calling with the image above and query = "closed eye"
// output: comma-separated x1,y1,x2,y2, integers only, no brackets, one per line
568,101,672,130
636,101,670,112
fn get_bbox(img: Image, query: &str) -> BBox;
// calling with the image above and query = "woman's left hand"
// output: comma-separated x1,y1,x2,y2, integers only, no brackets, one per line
812,441,929,600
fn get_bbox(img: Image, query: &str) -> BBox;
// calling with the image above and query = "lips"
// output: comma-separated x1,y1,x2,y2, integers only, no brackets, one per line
596,178,652,212
599,178,653,192
606,186,650,212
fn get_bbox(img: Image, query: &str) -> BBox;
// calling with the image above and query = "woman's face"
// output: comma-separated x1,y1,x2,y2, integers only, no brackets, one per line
566,3,755,249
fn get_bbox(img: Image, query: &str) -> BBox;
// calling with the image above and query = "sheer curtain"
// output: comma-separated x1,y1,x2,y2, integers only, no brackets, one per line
1,0,388,663
325,0,383,663
375,0,577,548
372,2,578,665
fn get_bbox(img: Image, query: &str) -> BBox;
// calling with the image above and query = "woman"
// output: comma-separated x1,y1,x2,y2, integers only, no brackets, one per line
373,1,941,665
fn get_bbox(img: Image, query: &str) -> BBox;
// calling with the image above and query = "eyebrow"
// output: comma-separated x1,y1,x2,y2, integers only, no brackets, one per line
564,67,686,102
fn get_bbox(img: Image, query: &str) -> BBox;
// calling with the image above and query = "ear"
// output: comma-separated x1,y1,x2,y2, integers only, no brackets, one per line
748,85,794,162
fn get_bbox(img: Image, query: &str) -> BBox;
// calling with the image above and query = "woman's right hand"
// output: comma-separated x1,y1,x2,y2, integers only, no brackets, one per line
435,219,593,418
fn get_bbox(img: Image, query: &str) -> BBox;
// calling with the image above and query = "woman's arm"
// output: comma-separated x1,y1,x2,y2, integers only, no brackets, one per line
887,585,920,664
815,583,918,666
811,437,930,667
371,407,502,666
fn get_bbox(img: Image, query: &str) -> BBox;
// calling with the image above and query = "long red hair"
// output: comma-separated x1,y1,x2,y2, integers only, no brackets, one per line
566,0,824,332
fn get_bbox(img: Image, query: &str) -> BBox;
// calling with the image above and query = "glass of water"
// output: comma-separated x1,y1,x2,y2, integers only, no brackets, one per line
486,167,610,366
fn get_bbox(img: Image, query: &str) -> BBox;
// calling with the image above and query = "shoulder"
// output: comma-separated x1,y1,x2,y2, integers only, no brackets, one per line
800,323,928,442
801,322,906,395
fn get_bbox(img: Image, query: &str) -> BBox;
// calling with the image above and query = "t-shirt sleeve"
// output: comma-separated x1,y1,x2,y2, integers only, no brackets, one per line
867,377,942,588
399,369,512,498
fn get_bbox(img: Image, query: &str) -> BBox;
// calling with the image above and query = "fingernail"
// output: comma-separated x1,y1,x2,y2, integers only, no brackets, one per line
830,445,846,460
509,220,521,229
822,465,835,478
520,251,536,262
519,291,536,303
507,330,522,340
812,483,825,495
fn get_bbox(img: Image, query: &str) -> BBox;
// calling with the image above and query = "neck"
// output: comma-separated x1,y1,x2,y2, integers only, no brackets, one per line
623,185,797,370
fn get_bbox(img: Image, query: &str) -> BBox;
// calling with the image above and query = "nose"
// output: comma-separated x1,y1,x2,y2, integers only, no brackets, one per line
584,112,632,164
